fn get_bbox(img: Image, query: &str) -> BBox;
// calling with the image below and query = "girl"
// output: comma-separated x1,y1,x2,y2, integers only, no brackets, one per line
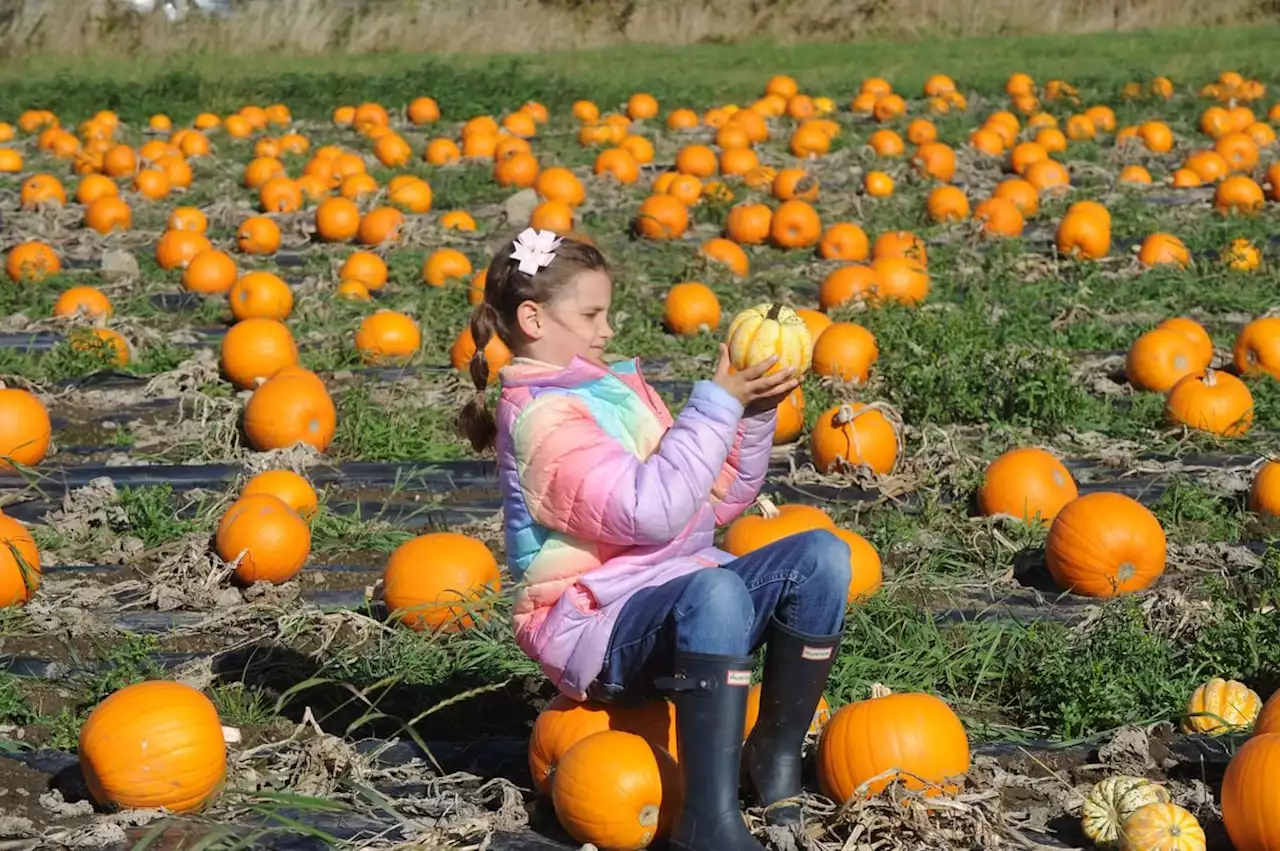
458,229,851,851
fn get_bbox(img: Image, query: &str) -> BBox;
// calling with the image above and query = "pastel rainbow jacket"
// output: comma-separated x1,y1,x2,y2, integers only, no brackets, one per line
496,355,777,701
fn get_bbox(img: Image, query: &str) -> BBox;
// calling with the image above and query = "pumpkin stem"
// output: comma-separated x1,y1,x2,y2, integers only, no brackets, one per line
834,403,856,426
1203,368,1217,387
756,496,780,518
766,303,783,322
870,683,892,699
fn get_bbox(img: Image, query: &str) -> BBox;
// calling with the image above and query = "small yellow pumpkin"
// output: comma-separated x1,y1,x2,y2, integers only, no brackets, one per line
1119,802,1205,851
1182,677,1262,735
1082,776,1172,849
725,303,813,377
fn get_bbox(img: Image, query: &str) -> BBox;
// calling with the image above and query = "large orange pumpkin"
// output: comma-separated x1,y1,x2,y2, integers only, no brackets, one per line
229,271,293,322
355,311,421,365
220,318,299,390
810,403,898,475
79,680,227,812
242,371,337,453
1046,492,1166,597
0,388,51,470
552,731,679,851
817,685,970,801
722,497,836,557
529,697,675,795
215,493,311,584
1166,368,1254,436
0,514,40,606
1234,317,1280,379
977,447,1078,526
1254,690,1280,736
382,532,501,631
834,527,882,602
1125,329,1203,392
1220,733,1280,851
811,322,878,384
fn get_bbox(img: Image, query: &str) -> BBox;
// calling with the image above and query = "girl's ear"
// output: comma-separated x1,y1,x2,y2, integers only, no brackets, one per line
515,300,543,341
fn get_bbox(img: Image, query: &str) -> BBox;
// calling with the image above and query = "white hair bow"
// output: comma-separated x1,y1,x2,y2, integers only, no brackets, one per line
511,228,563,276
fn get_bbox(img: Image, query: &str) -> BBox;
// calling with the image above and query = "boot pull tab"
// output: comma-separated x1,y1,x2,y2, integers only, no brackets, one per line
654,674,708,693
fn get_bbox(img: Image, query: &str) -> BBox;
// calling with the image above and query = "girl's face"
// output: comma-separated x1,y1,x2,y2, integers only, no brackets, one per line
517,269,615,367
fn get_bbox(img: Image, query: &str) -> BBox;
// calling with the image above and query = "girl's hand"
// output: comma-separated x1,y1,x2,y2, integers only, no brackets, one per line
712,344,800,413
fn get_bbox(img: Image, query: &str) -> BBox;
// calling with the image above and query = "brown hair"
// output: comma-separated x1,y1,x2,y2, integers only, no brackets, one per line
457,232,610,453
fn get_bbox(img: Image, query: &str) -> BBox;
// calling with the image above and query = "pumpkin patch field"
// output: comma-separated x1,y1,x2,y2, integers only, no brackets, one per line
3,28,1280,851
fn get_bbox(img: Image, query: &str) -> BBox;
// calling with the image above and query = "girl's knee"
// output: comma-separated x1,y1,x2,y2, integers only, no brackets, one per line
674,569,754,651
795,529,852,594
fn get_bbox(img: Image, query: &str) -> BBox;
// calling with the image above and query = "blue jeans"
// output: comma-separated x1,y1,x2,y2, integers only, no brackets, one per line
586,529,851,705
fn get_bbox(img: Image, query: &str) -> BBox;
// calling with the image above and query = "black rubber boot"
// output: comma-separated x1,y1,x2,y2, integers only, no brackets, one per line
657,652,767,851
742,620,842,826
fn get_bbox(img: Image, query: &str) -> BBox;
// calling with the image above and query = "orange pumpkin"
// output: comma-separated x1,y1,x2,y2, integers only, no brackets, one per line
529,696,675,795
810,403,898,475
315,197,362,242
1045,492,1166,597
79,681,227,813
817,685,970,801
634,194,688,241
1157,317,1214,369
1125,328,1203,392
1254,690,1280,735
974,197,1025,237
663,283,721,336
1214,175,1265,216
1220,733,1280,851
155,229,212,270
220,318,299,390
355,311,421,365
834,528,883,602
215,493,311,584
871,257,930,306
183,250,238,296
819,223,870,261
230,271,293,322
770,200,822,249
1166,368,1254,436
1234,317,1280,379
53,286,112,320
698,238,749,277
773,387,805,445
6,241,61,283
339,251,388,292
818,265,878,310
241,469,319,518
0,514,40,606
724,202,773,245
926,186,971,222
872,231,928,265
382,532,501,631
723,497,836,557
1137,233,1190,268
1119,165,1153,185
242,371,337,453
552,731,679,850
1056,202,1111,260
66,328,127,367
977,447,1079,526
811,323,878,384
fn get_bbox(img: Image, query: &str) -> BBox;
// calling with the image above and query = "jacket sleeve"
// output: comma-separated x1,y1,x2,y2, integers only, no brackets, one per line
712,410,777,526
513,380,744,547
